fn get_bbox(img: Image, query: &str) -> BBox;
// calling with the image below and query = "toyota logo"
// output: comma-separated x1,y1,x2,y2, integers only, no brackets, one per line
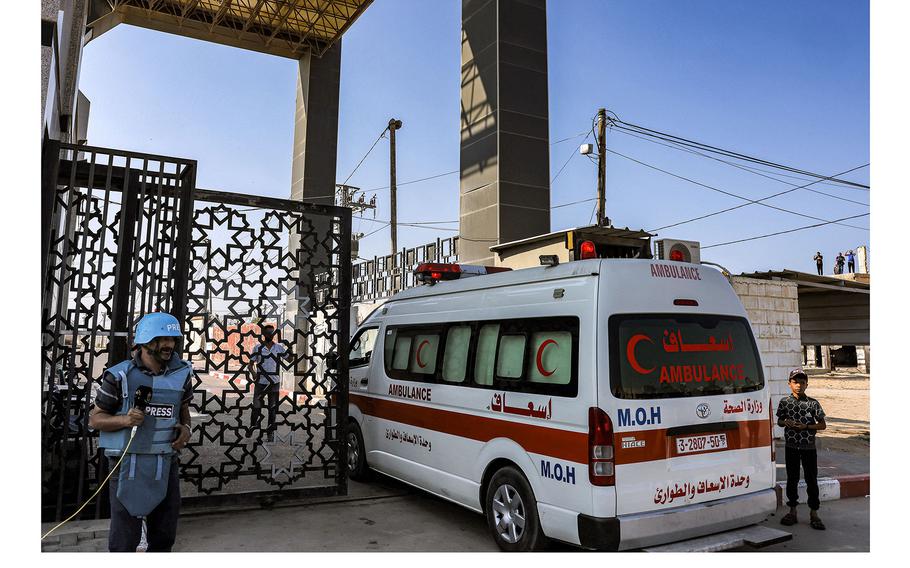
696,403,711,419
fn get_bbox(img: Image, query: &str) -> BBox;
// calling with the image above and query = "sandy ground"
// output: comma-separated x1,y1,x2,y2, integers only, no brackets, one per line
803,371,869,457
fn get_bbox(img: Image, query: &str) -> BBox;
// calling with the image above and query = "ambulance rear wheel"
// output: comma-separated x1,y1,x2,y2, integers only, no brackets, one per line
345,420,370,481
484,466,547,551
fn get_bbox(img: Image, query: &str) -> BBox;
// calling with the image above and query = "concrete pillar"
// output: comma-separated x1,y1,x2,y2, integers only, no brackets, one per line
41,1,62,135
857,345,869,374
820,346,831,371
285,43,342,398
459,0,550,265
805,345,817,368
289,42,342,205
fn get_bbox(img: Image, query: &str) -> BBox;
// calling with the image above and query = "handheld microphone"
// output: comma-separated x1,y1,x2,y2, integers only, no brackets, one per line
131,386,153,437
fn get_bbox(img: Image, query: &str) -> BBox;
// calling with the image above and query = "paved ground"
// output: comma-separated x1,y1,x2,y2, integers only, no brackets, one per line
172,474,869,552
737,497,870,552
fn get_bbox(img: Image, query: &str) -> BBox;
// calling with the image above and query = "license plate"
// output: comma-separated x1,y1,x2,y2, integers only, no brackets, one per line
675,433,728,454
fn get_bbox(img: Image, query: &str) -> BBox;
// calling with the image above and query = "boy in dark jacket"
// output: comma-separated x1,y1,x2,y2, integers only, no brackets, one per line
777,369,827,530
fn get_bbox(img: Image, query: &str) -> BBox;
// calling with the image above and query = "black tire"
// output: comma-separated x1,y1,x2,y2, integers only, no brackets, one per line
345,420,370,481
484,466,547,551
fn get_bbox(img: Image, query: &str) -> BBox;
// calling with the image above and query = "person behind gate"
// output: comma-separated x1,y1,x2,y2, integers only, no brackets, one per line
250,323,288,441
89,312,193,552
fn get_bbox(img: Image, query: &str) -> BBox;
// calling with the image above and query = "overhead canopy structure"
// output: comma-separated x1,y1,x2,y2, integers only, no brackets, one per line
739,269,870,346
87,0,373,58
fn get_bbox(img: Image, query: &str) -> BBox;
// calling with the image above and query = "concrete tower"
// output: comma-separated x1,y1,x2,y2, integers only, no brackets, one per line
459,0,551,265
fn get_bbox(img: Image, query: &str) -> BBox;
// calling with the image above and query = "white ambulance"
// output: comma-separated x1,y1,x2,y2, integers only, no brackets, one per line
343,257,776,551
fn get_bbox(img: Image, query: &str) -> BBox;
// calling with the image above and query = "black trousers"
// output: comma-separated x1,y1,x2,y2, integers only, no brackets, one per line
816,262,823,276
848,261,855,273
785,446,820,510
107,456,181,552
250,381,279,433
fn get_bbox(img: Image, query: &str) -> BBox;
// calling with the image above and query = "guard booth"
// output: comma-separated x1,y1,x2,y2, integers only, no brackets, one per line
491,226,654,269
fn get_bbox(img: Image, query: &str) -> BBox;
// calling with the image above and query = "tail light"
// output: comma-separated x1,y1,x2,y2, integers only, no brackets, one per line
580,240,597,260
589,407,615,486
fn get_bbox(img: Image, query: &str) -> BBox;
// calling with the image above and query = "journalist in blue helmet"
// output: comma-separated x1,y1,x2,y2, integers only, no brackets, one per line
89,312,194,552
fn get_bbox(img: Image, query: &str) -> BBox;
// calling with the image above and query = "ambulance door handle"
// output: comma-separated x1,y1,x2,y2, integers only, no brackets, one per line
359,378,368,386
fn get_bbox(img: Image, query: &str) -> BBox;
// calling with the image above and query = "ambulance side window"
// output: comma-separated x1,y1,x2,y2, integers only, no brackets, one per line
496,334,527,379
349,328,378,368
384,325,444,382
442,326,472,383
391,335,412,371
527,331,573,385
474,324,500,386
489,317,579,397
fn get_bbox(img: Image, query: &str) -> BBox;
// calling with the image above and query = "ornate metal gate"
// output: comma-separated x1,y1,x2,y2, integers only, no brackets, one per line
41,142,351,521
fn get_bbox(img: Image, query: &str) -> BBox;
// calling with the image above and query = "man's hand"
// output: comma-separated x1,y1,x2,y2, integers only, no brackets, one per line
172,424,191,449
121,408,145,429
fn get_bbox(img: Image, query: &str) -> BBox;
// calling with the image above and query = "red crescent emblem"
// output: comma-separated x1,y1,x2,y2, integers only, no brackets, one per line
536,339,558,377
416,340,430,368
626,334,656,374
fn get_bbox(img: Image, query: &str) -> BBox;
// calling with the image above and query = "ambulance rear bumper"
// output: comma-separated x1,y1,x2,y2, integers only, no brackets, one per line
577,488,777,551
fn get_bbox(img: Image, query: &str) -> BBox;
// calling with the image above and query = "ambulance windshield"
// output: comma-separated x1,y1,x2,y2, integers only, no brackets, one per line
610,314,764,399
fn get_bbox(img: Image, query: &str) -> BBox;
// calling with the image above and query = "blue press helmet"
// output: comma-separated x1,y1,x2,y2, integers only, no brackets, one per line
133,312,183,346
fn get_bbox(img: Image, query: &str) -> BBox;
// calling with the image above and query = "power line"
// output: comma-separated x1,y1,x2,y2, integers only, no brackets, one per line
610,126,870,206
358,170,458,194
341,127,388,186
648,163,870,233
361,222,390,239
702,213,870,250
605,147,867,231
551,132,593,185
553,197,598,209
551,130,590,145
607,113,870,190
356,129,590,194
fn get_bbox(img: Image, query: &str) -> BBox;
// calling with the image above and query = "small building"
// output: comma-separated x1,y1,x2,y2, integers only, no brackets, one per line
490,226,654,269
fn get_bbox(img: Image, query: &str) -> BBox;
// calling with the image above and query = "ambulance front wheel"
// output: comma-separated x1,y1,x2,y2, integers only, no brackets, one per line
484,466,547,551
345,420,370,481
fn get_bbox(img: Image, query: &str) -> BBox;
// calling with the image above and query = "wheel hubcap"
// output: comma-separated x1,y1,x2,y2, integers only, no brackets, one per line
492,483,526,544
346,432,359,472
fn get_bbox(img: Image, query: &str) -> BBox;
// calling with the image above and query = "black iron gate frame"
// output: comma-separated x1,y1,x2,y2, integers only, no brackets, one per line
41,142,351,522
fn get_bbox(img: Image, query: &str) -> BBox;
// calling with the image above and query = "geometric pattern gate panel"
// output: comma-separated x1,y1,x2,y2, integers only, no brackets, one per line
41,143,196,522
181,190,351,506
41,142,351,521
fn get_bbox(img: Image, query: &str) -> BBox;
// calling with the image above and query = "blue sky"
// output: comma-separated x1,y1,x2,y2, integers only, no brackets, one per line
77,0,870,274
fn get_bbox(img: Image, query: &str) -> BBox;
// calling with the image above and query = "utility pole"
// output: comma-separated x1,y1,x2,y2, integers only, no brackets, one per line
596,108,607,226
388,118,403,256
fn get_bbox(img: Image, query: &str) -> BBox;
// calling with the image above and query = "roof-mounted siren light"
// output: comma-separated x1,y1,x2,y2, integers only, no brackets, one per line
413,263,511,285
655,238,701,264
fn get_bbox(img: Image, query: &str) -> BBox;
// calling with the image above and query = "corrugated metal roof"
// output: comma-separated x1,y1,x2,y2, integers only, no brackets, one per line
90,0,373,58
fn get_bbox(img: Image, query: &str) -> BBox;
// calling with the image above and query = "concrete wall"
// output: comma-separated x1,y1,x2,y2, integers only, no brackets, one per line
731,277,802,439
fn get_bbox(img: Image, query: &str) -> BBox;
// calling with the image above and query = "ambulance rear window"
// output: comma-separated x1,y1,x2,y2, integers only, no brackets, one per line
609,314,764,399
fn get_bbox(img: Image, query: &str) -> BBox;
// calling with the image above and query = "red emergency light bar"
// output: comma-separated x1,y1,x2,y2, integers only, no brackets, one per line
414,263,511,285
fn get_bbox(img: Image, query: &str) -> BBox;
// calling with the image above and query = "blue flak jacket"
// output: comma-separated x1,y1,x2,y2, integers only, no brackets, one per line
99,356,191,517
